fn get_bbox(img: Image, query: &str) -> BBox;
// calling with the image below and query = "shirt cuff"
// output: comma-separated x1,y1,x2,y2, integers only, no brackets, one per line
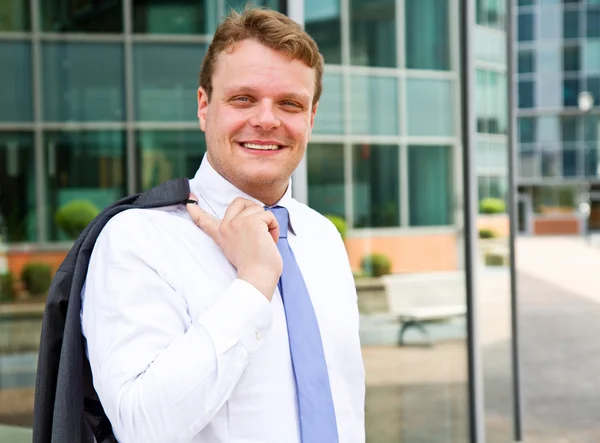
199,279,274,355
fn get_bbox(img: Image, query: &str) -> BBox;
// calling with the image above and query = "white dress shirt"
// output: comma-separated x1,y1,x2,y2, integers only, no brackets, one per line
81,155,366,443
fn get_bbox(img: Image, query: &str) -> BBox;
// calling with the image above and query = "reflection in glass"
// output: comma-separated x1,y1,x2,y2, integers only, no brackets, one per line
42,42,125,122
518,80,534,108
0,133,36,242
584,41,600,72
0,42,33,122
408,145,453,226
307,143,345,219
562,147,580,177
563,78,581,107
0,0,30,31
40,0,123,33
406,78,454,136
476,70,508,134
518,12,534,41
352,144,399,228
563,9,580,39
519,117,537,143
476,0,507,29
134,43,207,122
350,75,399,136
405,0,450,70
137,130,206,190
133,0,217,35
584,148,600,176
541,151,561,178
561,116,579,142
45,131,126,241
563,46,580,72
305,0,342,65
587,7,600,38
313,72,344,135
518,50,535,74
350,0,396,67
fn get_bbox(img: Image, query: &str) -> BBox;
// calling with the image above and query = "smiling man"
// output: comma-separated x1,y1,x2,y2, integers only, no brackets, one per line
81,6,365,443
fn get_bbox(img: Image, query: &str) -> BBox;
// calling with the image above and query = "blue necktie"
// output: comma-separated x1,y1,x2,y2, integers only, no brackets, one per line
267,205,339,443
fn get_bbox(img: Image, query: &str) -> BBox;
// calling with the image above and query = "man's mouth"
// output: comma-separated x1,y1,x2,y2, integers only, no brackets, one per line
240,142,283,151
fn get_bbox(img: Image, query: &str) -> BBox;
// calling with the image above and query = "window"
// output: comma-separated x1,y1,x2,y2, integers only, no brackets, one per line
541,151,561,177
584,41,600,72
586,76,600,106
563,46,580,72
476,0,507,29
540,4,561,39
518,80,535,108
136,130,206,191
562,148,580,177
40,0,123,32
584,148,599,176
563,78,581,106
561,116,579,142
133,0,216,35
313,72,344,135
563,10,580,39
519,117,537,143
406,78,454,136
408,145,453,226
584,112,599,141
350,0,396,67
134,43,207,122
518,13,534,41
42,42,125,122
518,0,535,5
476,70,507,135
587,7,600,37
518,50,535,74
305,0,342,65
350,75,399,136
405,0,450,70
307,143,345,219
0,132,36,242
352,144,399,228
45,131,126,241
0,0,29,31
0,42,32,122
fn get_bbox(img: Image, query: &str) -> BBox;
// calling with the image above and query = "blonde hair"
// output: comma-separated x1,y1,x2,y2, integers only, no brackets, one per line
199,6,324,105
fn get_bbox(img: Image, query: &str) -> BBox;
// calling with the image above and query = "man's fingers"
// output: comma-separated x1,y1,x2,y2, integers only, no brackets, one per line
222,197,262,224
186,193,220,240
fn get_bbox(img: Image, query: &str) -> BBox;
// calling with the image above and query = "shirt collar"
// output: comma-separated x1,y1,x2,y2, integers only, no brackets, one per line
189,154,298,236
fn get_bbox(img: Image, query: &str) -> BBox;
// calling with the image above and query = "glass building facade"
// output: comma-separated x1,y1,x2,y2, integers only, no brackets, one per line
516,0,600,235
0,0,519,441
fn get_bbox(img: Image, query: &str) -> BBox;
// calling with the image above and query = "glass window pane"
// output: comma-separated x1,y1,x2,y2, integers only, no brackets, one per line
134,43,207,122
519,80,535,108
350,0,396,67
0,0,30,31
540,4,562,39
587,8,600,37
408,145,453,226
405,0,450,70
562,146,580,177
519,145,540,178
45,131,126,241
563,46,580,72
314,72,344,135
0,42,32,122
307,143,345,219
542,151,561,177
518,13,534,41
406,78,454,136
0,132,36,242
225,0,281,11
518,0,535,4
584,40,600,72
519,117,537,142
40,0,123,33
563,10,580,38
563,78,581,106
305,0,342,65
584,112,599,141
350,75,399,136
474,25,507,65
587,76,600,104
584,148,599,176
476,70,488,133
42,42,125,122
133,0,218,35
476,0,507,29
561,116,579,141
538,116,560,145
137,130,206,190
488,176,508,200
518,50,535,73
352,144,399,228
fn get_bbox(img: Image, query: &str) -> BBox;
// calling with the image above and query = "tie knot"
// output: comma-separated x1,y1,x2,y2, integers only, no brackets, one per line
267,206,289,238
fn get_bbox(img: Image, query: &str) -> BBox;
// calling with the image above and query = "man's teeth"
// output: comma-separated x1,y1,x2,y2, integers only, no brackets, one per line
242,143,280,150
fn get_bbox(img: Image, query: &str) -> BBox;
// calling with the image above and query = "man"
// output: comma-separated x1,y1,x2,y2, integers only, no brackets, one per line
81,6,365,443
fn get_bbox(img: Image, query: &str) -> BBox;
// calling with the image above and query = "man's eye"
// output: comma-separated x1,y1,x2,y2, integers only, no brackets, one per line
233,97,250,102
283,101,299,108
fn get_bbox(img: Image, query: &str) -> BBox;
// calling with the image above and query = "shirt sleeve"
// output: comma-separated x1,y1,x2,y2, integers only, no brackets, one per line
81,211,273,443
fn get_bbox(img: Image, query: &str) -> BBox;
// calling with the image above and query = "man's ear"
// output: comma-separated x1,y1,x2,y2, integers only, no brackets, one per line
197,87,209,131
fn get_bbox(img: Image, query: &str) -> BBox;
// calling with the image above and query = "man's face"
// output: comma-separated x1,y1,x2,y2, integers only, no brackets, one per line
197,39,317,200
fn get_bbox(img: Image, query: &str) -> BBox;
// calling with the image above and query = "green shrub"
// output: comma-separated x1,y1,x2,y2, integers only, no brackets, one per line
478,228,497,239
325,214,347,241
21,262,52,296
361,253,392,277
479,198,506,214
55,200,100,239
0,272,16,302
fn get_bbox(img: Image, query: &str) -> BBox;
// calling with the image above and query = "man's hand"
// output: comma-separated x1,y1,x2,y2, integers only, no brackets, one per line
186,194,283,300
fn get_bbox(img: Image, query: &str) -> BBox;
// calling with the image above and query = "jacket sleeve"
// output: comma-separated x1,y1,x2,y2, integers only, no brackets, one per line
81,211,273,443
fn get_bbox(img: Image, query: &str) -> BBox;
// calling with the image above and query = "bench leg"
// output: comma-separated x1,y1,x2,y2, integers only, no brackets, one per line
398,320,433,347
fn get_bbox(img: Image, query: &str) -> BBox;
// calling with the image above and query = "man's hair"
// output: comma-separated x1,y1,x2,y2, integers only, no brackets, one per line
199,6,324,105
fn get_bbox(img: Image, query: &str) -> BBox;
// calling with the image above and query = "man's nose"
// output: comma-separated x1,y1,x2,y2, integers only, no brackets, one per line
249,101,281,130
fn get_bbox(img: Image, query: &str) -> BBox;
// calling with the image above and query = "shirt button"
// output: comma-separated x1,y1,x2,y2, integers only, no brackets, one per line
255,331,262,341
